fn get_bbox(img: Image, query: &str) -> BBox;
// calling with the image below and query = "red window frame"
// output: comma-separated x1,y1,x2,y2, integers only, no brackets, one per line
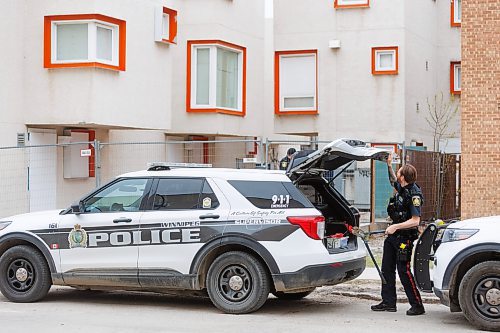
186,40,247,117
274,50,318,115
334,0,370,9
450,0,461,27
450,61,461,95
372,46,399,75
44,14,126,71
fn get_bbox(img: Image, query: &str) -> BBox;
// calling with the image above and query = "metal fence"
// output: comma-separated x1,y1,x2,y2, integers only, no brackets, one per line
406,149,460,221
0,139,460,223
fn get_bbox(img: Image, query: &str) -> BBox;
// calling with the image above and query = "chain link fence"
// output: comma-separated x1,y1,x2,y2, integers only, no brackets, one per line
0,138,461,223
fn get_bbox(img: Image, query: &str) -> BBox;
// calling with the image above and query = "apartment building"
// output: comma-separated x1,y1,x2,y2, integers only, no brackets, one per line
0,0,461,215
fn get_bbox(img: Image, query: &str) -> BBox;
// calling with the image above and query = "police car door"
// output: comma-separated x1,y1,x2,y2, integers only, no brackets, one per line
58,178,152,288
138,177,230,288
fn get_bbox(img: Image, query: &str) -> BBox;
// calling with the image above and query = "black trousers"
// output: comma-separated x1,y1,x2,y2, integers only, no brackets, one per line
380,234,423,307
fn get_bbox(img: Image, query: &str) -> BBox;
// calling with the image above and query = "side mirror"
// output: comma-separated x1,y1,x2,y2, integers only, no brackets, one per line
71,201,84,214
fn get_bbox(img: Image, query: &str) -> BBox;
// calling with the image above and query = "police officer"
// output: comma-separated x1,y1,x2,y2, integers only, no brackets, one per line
371,154,425,316
279,148,296,170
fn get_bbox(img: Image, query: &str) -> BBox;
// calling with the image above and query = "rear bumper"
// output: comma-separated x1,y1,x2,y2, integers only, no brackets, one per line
272,257,365,292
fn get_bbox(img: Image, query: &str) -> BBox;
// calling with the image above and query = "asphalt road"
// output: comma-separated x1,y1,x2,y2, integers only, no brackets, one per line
0,287,479,333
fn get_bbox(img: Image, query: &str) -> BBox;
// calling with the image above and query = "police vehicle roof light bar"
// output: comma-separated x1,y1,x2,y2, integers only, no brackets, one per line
147,162,213,171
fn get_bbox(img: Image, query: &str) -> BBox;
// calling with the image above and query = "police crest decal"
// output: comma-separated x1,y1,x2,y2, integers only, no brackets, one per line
68,224,88,248
412,196,421,207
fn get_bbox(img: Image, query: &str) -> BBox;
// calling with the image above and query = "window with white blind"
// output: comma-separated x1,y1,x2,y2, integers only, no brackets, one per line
372,47,398,75
44,14,125,71
451,62,461,94
188,41,246,115
275,51,317,114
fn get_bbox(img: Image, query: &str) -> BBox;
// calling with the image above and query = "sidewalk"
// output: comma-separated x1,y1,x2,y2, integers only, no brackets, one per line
321,267,440,304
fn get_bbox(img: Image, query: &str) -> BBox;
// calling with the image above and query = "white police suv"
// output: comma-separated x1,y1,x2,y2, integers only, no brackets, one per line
0,139,388,314
414,216,500,331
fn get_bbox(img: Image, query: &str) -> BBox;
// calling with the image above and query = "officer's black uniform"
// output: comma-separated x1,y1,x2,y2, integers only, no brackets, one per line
379,182,424,311
279,156,291,170
279,148,296,170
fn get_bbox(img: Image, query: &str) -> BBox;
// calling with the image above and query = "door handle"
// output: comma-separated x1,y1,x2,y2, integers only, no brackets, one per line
113,218,132,223
199,214,220,220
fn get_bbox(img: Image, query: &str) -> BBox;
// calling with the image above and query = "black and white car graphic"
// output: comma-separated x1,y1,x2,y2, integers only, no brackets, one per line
0,139,388,314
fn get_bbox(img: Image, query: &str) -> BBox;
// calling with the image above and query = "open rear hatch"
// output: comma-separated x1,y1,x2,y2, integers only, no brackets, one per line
286,139,390,253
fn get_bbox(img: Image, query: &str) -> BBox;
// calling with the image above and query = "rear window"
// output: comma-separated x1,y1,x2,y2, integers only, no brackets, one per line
229,180,314,209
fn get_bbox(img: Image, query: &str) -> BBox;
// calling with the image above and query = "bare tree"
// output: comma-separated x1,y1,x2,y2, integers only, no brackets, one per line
425,92,460,152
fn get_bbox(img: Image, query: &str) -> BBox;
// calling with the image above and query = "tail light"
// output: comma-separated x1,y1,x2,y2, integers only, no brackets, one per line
287,216,325,240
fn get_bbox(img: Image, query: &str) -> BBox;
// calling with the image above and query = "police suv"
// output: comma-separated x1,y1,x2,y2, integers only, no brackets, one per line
414,216,500,331
0,139,388,314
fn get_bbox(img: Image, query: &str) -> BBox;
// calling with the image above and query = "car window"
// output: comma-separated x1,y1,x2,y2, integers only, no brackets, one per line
228,180,314,209
199,180,220,209
84,178,148,213
152,178,219,210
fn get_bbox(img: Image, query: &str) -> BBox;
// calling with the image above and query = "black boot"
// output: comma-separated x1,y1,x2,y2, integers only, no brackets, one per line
406,304,425,316
371,302,397,312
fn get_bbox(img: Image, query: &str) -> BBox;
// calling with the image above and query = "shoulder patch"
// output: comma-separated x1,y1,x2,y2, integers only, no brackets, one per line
412,196,421,207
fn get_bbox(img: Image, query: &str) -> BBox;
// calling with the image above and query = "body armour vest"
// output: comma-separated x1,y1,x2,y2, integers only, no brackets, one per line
387,183,423,224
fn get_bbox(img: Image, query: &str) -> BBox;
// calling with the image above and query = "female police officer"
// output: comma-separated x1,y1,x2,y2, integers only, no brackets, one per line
371,154,425,316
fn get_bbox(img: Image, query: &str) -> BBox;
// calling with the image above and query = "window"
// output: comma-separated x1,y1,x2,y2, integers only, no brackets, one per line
450,62,461,95
83,179,148,213
275,50,318,115
334,0,370,9
154,7,177,44
372,46,399,75
228,181,314,209
187,40,246,116
451,0,461,27
152,179,219,210
44,14,126,71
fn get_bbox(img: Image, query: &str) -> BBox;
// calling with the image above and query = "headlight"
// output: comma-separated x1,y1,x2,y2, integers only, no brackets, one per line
0,221,12,231
441,228,479,243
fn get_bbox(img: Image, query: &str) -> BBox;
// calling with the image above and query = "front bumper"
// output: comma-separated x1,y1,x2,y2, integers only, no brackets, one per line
434,287,451,307
272,257,365,292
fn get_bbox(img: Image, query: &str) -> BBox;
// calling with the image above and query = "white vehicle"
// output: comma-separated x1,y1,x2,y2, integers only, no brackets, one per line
0,139,388,314
414,216,500,331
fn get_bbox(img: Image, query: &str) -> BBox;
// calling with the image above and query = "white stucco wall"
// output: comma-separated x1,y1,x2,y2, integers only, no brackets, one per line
168,0,268,137
273,0,407,143
14,0,173,131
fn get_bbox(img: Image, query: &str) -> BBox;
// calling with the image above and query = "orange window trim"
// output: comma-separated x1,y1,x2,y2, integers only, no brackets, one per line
371,46,399,75
163,7,178,44
186,40,247,117
69,129,96,178
450,0,461,27
334,0,370,9
44,14,126,71
450,61,461,95
274,50,318,116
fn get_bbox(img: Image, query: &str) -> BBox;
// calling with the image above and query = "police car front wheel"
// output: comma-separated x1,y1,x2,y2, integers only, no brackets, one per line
206,251,270,314
0,245,52,303
459,261,500,332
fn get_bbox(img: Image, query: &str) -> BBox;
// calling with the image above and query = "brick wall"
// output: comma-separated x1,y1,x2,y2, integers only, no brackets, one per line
461,0,500,218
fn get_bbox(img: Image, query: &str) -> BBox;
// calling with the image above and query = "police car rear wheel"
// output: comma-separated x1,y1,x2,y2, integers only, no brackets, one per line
0,245,52,303
459,261,500,332
272,287,316,300
207,251,270,314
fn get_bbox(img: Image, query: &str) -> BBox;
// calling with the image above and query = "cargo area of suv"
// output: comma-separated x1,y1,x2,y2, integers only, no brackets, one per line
287,139,389,252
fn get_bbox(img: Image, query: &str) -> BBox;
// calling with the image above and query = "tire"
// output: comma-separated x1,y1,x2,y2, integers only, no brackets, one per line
206,251,270,314
0,245,52,303
459,261,500,332
272,287,316,300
